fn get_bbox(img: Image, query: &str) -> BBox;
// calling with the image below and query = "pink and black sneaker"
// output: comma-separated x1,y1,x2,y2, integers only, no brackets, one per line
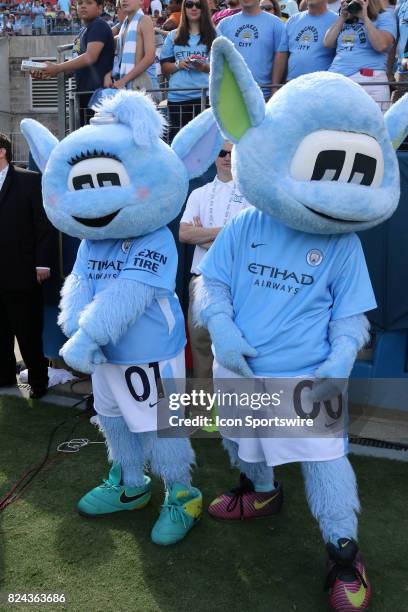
208,472,283,520
325,538,371,612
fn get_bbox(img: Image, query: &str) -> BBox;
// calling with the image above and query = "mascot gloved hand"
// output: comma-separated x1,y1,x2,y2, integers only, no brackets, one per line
21,91,223,546
181,38,408,608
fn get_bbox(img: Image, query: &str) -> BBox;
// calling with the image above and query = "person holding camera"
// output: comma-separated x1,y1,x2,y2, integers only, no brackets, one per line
160,0,216,141
324,0,396,109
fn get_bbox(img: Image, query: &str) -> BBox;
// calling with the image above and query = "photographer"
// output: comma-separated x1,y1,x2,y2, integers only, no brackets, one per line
324,0,396,109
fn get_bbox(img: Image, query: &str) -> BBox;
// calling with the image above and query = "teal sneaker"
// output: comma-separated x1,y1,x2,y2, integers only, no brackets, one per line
151,482,202,546
77,464,151,517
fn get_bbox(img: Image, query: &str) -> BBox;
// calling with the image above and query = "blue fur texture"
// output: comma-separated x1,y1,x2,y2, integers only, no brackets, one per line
140,432,195,487
311,314,370,401
98,415,146,487
223,439,274,487
79,280,155,346
196,277,234,325
97,416,194,487
208,313,257,377
206,39,406,235
302,457,360,543
172,108,224,178
20,118,58,173
383,92,408,149
58,273,93,338
60,329,106,374
97,89,166,146
329,314,370,346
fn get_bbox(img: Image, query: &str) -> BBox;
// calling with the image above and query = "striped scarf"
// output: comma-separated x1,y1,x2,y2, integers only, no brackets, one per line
117,10,156,86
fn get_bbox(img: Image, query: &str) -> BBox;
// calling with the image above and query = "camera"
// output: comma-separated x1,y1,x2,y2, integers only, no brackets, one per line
347,0,362,14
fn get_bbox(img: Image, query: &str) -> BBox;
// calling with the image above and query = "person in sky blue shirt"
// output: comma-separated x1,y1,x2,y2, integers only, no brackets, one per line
273,0,337,86
217,0,285,97
324,0,396,109
161,0,216,141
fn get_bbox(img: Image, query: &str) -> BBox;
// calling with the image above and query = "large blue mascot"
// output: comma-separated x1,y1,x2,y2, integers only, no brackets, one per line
185,38,408,610
20,90,223,546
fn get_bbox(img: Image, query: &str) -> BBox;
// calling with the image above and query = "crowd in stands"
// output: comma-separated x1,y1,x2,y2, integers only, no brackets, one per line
3,0,408,127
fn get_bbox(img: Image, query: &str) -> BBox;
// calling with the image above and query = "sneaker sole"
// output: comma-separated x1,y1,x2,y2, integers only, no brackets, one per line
208,509,282,522
78,498,151,518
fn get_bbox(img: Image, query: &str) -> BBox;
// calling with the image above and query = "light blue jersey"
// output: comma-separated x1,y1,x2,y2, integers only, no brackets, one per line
199,208,376,377
279,10,338,80
217,11,285,94
160,31,210,101
329,11,396,76
396,0,408,71
72,227,186,365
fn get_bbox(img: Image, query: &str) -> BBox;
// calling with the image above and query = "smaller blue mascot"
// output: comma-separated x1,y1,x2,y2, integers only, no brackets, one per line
21,90,223,545
181,38,408,608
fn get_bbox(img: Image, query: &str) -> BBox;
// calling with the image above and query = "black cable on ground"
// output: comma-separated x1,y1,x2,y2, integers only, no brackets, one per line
0,395,93,512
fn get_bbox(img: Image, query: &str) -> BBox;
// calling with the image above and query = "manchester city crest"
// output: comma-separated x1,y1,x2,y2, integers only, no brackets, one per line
306,249,323,266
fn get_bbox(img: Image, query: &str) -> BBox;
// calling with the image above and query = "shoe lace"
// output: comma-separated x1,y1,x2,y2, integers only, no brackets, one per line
325,561,368,591
161,501,188,528
226,473,255,517
101,479,122,493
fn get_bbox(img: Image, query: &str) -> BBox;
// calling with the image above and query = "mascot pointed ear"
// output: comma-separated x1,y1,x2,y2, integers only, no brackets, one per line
210,37,265,143
384,94,408,150
172,108,224,179
20,118,59,173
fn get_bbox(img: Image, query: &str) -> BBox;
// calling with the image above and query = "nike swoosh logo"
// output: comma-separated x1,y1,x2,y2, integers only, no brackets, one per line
251,242,265,248
149,401,159,407
344,582,367,608
325,422,336,428
120,490,149,504
254,492,280,510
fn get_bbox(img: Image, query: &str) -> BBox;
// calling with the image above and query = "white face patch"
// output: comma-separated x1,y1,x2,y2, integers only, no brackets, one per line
290,130,384,188
67,157,131,192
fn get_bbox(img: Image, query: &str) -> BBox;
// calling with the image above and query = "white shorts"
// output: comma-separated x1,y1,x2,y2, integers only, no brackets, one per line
349,70,390,112
213,360,347,467
92,350,185,433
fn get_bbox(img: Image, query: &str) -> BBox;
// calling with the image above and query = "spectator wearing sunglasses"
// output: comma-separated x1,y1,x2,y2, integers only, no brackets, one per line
179,142,252,389
260,0,283,21
273,0,337,89
217,0,285,99
161,0,216,141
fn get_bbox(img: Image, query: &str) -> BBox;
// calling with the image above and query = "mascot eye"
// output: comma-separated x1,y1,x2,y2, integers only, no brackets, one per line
68,157,130,192
311,151,346,182
72,174,94,190
347,153,377,186
290,130,384,187
97,173,121,187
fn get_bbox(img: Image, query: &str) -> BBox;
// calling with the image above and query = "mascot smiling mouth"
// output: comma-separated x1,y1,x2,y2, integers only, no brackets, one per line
73,210,119,227
303,204,359,223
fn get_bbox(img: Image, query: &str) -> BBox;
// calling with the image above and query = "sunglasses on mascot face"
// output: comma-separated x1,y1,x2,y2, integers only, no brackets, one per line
262,5,275,11
218,149,232,158
185,1,202,8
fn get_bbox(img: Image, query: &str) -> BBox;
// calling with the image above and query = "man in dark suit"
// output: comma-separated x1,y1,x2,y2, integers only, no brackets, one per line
0,133,56,399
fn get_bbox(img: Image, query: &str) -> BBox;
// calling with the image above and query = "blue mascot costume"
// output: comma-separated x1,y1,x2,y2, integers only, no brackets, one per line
181,38,408,609
20,90,223,546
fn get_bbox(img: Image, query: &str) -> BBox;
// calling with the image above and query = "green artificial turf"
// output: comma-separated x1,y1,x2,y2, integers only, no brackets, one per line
0,396,407,612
